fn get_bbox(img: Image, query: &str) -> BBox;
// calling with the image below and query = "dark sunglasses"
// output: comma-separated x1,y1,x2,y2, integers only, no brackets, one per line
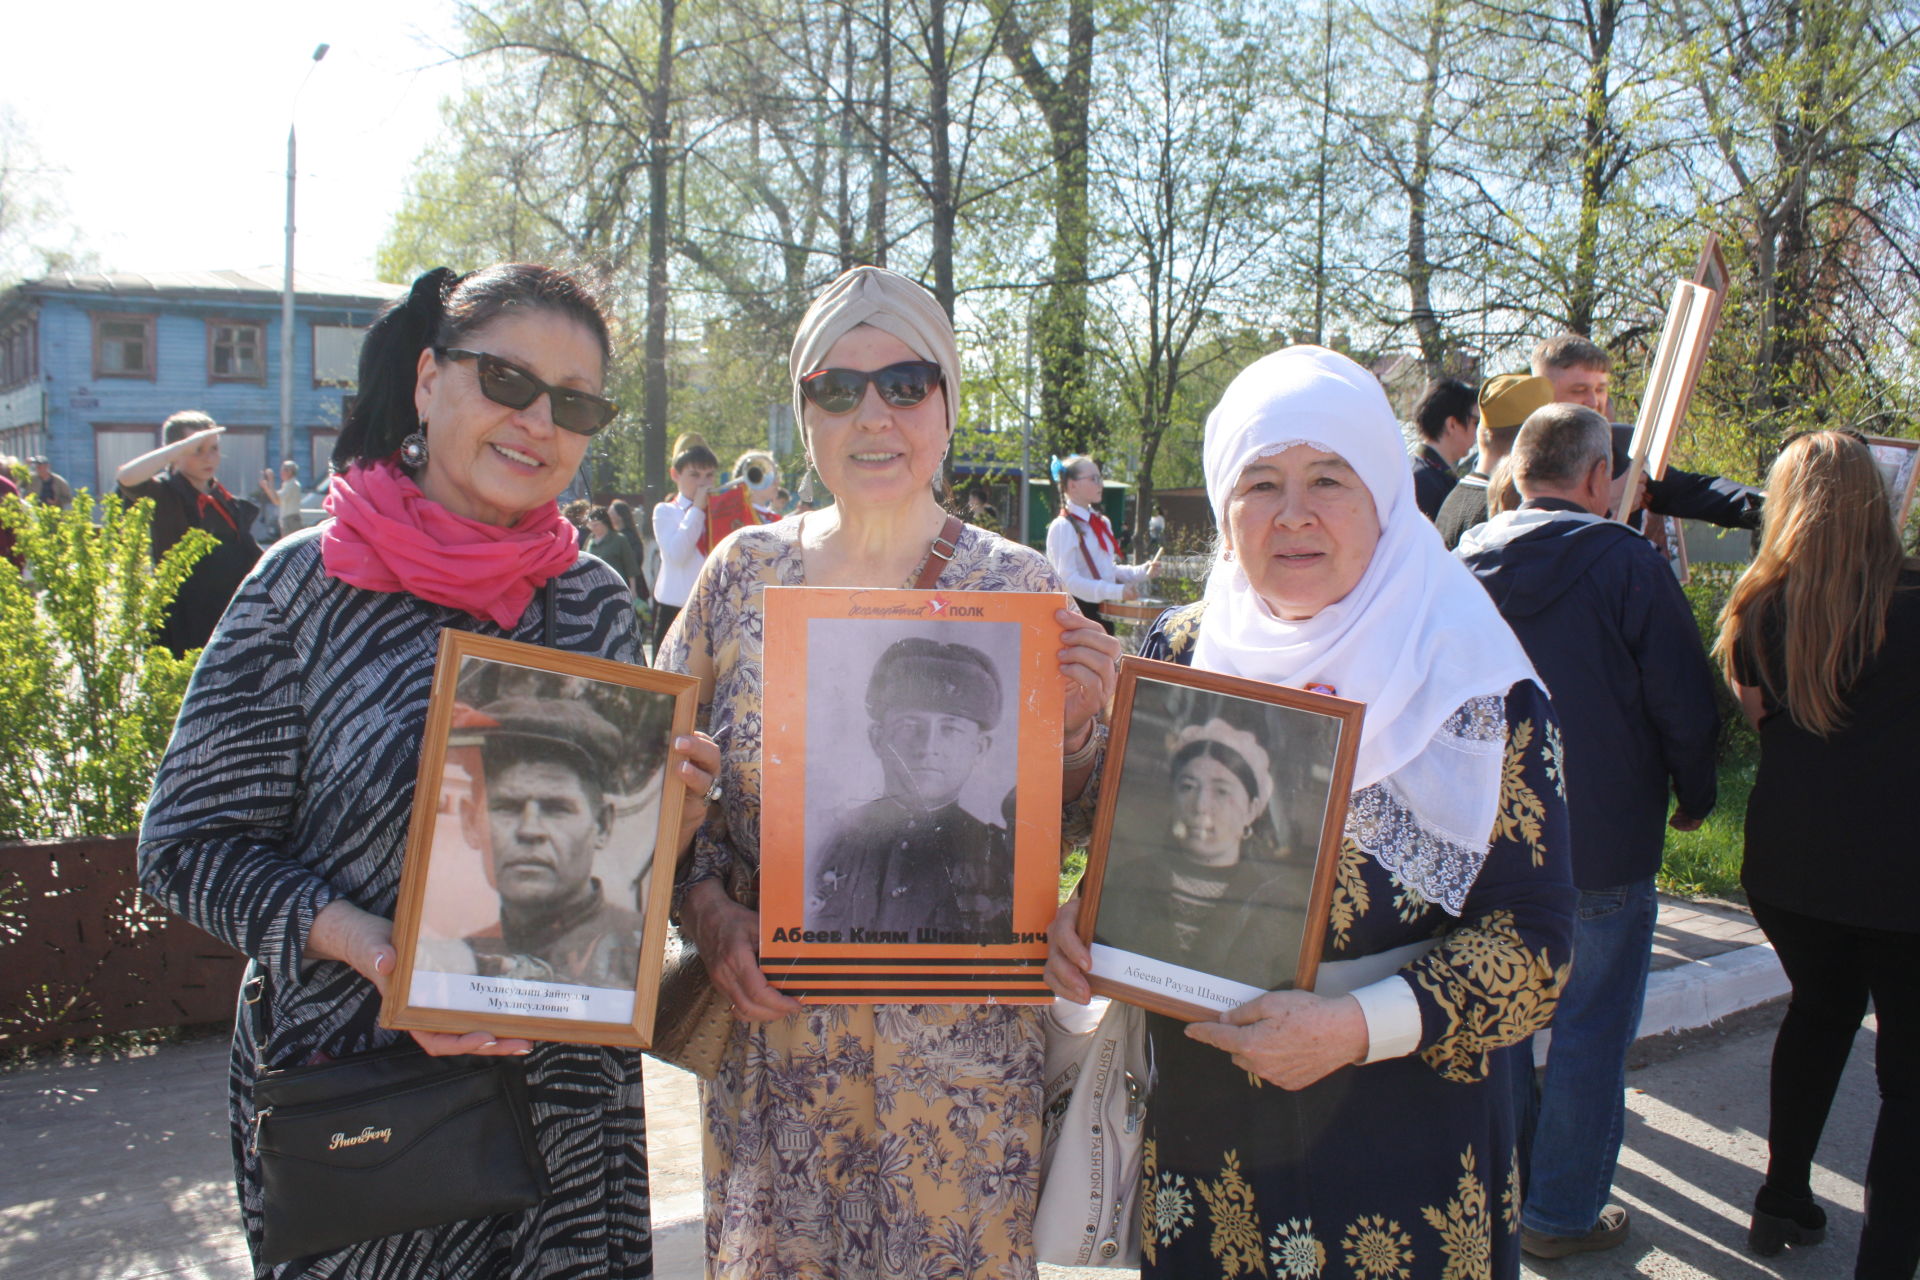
798,360,944,415
437,347,619,436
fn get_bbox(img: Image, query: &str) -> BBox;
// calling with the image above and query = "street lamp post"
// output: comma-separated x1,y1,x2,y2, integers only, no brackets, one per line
280,43,329,469
1021,291,1037,544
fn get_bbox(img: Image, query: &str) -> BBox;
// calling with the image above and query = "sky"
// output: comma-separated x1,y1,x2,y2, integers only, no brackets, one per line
3,1,469,284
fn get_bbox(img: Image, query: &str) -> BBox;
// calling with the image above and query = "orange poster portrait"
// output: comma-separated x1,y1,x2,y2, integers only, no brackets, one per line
758,586,1067,1002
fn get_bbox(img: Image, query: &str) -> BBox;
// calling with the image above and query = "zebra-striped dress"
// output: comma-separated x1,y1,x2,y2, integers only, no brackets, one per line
137,527,653,1280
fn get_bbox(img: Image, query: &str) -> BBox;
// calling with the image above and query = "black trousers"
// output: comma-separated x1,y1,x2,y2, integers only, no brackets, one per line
651,603,682,656
1749,896,1919,1279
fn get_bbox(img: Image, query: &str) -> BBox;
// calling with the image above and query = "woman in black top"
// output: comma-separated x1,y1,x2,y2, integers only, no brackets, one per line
608,498,650,602
116,410,263,656
1715,429,1920,1279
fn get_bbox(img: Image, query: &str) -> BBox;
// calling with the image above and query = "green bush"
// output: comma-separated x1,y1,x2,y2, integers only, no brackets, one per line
0,488,212,839
1658,561,1758,899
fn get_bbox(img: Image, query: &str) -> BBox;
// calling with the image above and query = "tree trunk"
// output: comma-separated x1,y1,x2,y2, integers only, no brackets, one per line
993,0,1097,455
1568,0,1619,336
1405,0,1446,376
1312,2,1335,346
643,0,678,498
866,0,894,266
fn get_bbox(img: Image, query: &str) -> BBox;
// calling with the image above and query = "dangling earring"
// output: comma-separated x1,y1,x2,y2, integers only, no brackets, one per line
399,425,429,471
1220,546,1236,562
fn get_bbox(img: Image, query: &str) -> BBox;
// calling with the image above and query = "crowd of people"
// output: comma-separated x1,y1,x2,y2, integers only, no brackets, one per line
82,255,1910,1280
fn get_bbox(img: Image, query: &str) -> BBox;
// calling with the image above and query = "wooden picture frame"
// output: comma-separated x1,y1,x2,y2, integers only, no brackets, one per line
383,631,698,1048
1618,279,1719,518
1076,656,1364,1022
1864,435,1920,532
1690,233,1730,329
757,585,1068,1002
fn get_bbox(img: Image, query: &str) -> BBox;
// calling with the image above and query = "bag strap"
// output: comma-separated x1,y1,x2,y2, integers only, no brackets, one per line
1067,512,1100,579
913,515,965,590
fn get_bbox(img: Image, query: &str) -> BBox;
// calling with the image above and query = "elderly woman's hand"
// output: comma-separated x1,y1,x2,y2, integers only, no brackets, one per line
670,732,721,860
1058,607,1120,742
1185,990,1369,1090
306,899,534,1057
679,879,805,1023
1044,894,1094,1004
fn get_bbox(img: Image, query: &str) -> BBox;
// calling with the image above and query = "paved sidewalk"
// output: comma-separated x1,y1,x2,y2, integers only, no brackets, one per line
0,896,1789,1280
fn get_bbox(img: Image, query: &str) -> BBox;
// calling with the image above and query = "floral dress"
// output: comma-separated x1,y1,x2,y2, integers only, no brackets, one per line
657,519,1101,1280
1136,602,1576,1280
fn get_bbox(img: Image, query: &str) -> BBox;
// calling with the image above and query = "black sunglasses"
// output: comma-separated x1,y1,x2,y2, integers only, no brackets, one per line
437,347,620,436
798,360,944,415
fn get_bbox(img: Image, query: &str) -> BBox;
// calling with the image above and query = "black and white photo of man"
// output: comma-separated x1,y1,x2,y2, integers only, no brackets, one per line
455,697,646,990
806,636,1015,942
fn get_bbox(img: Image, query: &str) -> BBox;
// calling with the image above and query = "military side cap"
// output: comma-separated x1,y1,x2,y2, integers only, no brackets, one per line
1478,374,1557,432
866,637,1002,729
468,697,622,791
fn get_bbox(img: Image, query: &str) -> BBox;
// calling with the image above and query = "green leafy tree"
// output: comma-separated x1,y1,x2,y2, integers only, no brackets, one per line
0,490,210,839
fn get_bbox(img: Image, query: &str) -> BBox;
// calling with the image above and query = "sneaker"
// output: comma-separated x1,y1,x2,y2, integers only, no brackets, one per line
1521,1204,1631,1259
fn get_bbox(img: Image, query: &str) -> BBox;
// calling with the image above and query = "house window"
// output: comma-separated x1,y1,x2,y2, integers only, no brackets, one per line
312,324,365,387
93,314,156,379
0,325,30,387
310,428,338,485
209,321,265,382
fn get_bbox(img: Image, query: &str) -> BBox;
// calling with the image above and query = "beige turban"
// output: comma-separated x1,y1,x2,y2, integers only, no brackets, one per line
788,266,960,439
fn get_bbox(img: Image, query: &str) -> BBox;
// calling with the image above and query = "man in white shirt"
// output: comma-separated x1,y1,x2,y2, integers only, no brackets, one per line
1045,455,1158,633
270,461,303,537
650,439,718,652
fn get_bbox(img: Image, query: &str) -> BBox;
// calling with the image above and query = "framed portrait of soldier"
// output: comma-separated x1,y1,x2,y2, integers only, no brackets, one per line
1865,435,1920,530
383,631,699,1048
757,586,1067,1002
1076,657,1364,1022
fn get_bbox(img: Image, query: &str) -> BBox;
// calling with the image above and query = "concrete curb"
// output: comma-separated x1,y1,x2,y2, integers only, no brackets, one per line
1639,940,1787,1039
1534,939,1786,1066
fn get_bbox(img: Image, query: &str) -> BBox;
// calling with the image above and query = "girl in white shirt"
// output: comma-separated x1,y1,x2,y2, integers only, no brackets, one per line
1044,454,1158,631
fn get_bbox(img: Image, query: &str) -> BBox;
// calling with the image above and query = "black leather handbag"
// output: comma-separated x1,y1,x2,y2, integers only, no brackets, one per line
250,1042,550,1265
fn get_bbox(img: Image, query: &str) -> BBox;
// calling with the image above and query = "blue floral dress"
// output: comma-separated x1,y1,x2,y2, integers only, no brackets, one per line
1135,602,1576,1280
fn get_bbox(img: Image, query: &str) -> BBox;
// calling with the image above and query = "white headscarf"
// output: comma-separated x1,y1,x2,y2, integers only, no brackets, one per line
1191,346,1538,913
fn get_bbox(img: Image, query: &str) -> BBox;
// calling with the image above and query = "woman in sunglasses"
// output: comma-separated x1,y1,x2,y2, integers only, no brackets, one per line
658,265,1121,1278
137,264,715,1279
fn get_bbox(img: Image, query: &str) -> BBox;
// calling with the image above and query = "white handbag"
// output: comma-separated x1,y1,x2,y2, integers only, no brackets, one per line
1035,996,1150,1267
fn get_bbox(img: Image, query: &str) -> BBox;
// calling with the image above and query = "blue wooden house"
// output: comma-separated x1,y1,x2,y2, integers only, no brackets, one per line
0,269,403,501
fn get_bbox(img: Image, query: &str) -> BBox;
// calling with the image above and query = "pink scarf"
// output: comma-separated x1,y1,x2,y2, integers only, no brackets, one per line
320,460,579,628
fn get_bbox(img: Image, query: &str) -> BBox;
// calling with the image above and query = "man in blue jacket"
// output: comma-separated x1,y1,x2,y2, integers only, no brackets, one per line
1458,403,1721,1259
